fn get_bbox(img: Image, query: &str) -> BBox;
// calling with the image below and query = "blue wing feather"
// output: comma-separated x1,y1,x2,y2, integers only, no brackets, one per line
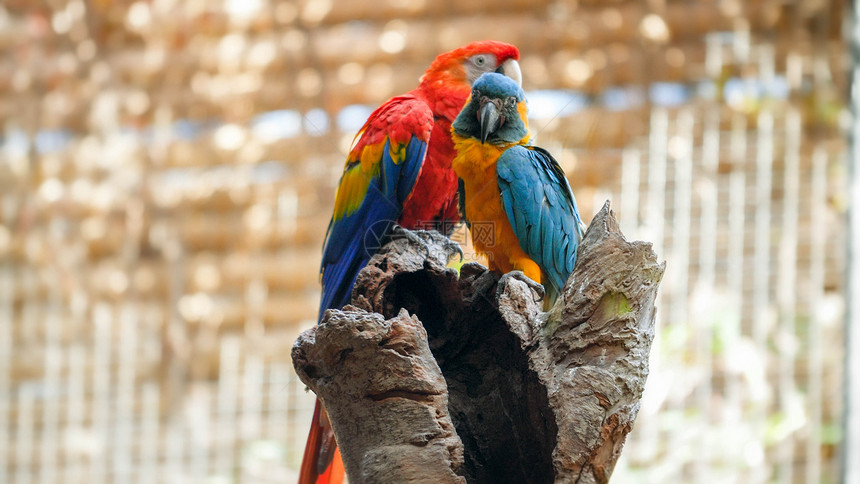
541,205,555,275
319,136,428,319
497,145,584,296
398,140,426,204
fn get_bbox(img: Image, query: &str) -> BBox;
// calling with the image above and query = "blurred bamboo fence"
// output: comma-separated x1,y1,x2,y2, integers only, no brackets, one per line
0,0,849,482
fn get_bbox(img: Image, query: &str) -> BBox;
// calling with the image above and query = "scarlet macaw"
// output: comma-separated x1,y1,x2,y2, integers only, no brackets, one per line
302,42,522,484
451,72,585,306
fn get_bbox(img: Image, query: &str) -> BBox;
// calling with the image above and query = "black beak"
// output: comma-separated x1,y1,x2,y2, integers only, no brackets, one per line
479,99,504,144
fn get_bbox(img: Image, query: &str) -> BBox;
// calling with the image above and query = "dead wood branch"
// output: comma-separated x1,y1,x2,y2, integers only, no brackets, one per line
293,202,665,483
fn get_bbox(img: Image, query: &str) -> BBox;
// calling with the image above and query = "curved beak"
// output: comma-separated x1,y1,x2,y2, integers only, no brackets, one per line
479,99,504,144
495,59,522,87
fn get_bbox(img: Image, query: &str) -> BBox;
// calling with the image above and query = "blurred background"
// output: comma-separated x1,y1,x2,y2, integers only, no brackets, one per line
0,0,852,482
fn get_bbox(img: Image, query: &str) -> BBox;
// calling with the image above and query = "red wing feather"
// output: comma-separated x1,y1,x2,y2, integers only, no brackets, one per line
299,399,344,484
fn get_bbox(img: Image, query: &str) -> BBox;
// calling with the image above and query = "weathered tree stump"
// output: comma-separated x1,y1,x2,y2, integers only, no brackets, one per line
292,202,665,483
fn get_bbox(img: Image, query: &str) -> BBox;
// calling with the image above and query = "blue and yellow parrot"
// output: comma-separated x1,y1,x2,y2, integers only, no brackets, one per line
451,72,585,306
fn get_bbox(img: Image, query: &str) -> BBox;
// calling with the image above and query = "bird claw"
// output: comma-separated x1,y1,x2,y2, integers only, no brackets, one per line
387,225,431,260
449,241,464,263
431,226,463,262
495,271,545,303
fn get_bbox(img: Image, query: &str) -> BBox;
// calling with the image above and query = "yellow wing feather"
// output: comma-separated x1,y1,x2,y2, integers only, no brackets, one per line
332,140,386,222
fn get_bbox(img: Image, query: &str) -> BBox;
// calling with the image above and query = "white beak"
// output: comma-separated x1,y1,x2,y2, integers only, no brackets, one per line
500,59,522,87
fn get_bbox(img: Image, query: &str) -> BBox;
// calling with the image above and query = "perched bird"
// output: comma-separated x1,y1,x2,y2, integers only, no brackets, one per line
302,42,522,484
451,72,585,307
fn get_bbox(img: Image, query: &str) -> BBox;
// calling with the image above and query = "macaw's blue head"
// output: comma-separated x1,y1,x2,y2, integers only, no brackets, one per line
452,72,529,145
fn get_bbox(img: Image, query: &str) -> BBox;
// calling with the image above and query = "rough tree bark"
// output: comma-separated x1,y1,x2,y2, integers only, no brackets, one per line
292,202,665,483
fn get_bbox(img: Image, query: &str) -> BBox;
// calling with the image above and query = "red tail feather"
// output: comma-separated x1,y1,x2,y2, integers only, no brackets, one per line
299,399,345,484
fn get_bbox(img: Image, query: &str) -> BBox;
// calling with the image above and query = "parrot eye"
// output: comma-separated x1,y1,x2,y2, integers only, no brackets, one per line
505,96,517,108
465,54,499,84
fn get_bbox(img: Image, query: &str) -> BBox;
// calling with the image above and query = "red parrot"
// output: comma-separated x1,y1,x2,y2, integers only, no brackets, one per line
300,41,521,484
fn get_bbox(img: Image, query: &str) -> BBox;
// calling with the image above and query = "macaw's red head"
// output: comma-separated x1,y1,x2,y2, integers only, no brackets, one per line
419,40,521,121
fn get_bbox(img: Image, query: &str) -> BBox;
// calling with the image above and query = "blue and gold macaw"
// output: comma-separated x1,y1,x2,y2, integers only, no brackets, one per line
451,72,585,306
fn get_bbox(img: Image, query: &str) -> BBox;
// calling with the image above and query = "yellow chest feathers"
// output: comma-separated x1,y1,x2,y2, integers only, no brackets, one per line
451,136,505,184
450,135,509,233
